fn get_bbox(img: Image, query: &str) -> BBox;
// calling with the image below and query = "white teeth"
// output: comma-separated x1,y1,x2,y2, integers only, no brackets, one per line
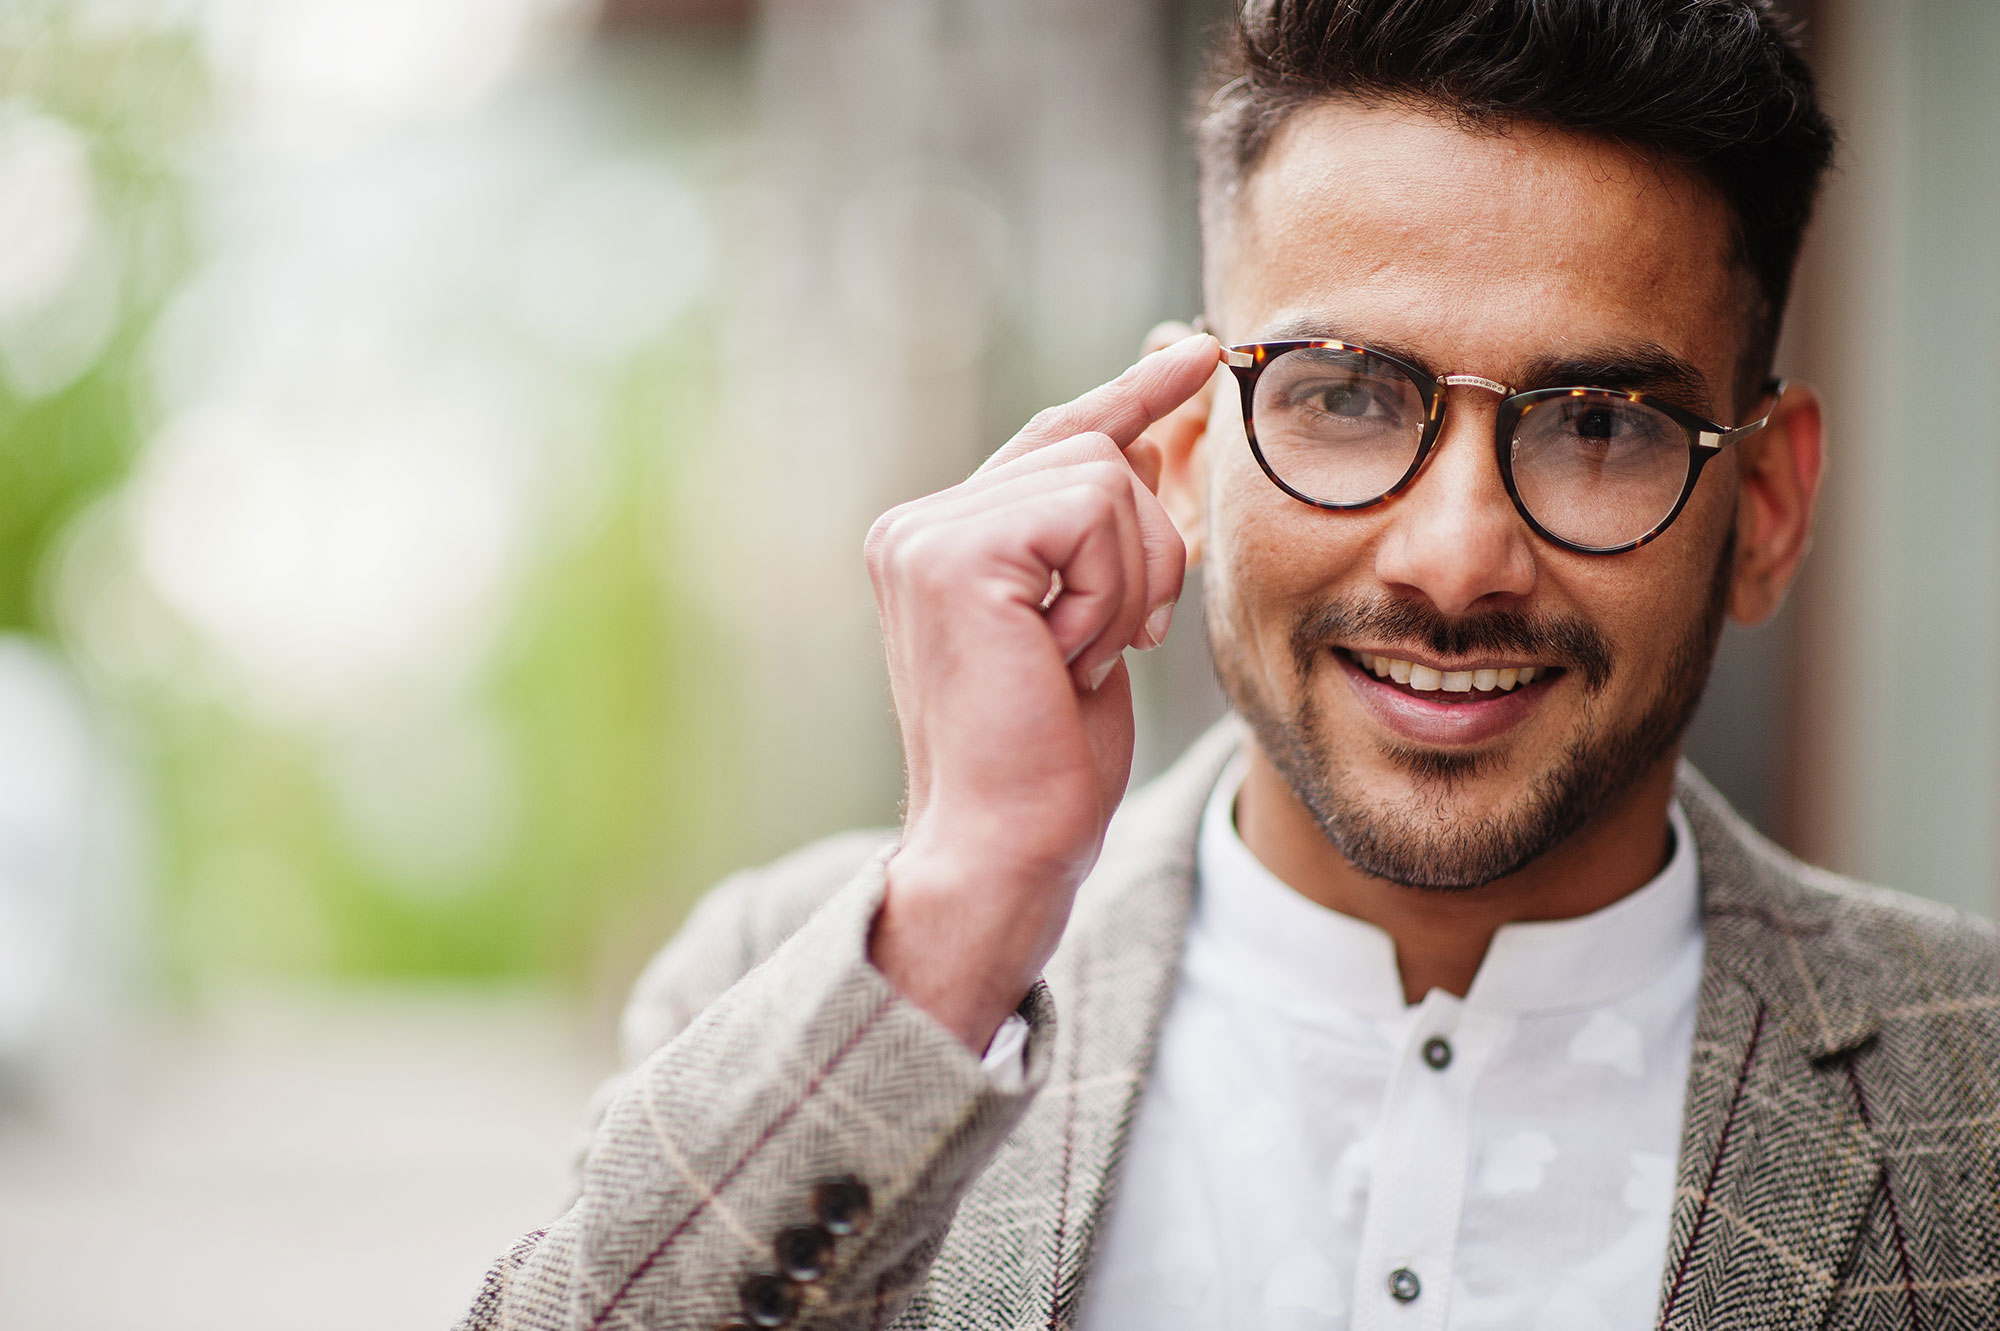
1357,651,1549,693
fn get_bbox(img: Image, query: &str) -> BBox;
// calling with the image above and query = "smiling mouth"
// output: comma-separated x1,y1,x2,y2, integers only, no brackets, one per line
1341,648,1565,702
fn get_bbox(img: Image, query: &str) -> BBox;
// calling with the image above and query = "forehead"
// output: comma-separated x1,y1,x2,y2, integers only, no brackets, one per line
1218,100,1746,397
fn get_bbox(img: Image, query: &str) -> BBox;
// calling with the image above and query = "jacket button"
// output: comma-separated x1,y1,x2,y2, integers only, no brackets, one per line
739,1272,799,1327
775,1224,834,1282
812,1175,873,1236
1387,1267,1422,1302
1421,1036,1452,1070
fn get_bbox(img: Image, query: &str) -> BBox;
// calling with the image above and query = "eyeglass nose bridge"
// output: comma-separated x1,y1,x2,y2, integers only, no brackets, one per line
1437,373,1512,397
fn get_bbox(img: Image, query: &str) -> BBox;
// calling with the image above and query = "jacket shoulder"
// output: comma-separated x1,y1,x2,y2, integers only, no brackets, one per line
618,827,895,1065
1679,761,2000,1041
1789,857,2000,1014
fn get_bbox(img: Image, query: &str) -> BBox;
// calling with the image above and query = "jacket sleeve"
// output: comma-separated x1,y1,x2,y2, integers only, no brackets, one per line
459,845,1057,1331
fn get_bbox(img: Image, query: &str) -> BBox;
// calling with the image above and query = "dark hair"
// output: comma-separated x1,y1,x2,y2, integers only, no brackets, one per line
1197,0,1837,393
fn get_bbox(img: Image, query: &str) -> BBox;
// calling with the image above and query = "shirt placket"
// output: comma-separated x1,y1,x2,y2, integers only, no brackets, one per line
1350,993,1508,1331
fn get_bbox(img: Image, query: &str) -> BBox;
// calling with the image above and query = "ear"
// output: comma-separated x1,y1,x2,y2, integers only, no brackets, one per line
1728,382,1824,626
1126,319,1219,566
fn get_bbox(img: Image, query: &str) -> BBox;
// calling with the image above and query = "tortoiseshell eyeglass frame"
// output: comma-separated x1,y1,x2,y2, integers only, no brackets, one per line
1218,338,1785,556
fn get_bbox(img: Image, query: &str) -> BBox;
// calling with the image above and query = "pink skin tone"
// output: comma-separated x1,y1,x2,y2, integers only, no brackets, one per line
869,100,1823,1049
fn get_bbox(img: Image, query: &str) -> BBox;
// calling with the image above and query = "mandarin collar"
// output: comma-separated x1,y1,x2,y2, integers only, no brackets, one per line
1193,758,1702,1020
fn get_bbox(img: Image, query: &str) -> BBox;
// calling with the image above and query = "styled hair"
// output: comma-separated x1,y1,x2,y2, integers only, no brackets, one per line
1197,0,1837,393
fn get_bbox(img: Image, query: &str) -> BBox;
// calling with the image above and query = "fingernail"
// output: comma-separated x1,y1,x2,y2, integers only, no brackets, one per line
1087,655,1118,691
1170,331,1212,353
1141,601,1175,649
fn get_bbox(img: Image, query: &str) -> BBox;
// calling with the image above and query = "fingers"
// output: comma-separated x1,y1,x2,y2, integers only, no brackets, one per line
978,332,1221,474
1005,481,1147,689
868,445,1186,693
927,438,1185,653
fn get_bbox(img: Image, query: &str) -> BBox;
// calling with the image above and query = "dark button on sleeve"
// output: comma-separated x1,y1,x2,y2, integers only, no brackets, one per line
812,1175,873,1236
1421,1036,1452,1070
775,1224,834,1282
739,1272,800,1328
1387,1267,1422,1302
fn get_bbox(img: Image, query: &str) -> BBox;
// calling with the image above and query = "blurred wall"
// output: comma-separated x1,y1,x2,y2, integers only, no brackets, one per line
1774,0,2000,916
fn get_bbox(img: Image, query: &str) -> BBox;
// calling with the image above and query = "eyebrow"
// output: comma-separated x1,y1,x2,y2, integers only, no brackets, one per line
1246,317,1717,416
1516,348,1716,415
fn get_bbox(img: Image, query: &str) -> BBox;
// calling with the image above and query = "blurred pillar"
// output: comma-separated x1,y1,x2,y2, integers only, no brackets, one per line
0,637,142,1096
1784,0,2000,914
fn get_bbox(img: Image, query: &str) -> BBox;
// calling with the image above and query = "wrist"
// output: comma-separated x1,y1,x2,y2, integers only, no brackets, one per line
869,842,1073,1051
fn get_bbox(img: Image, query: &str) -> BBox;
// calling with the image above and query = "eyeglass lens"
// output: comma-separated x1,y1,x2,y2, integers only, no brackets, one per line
1252,346,1429,505
1249,345,1695,549
1507,393,1691,548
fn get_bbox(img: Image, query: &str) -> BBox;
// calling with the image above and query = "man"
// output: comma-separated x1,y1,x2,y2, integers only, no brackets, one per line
466,3,2000,1328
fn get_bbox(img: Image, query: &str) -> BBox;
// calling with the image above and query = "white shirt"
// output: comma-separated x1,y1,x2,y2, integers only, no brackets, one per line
1072,759,1702,1331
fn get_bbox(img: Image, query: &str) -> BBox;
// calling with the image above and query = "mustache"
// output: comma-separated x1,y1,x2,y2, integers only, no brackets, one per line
1289,595,1614,693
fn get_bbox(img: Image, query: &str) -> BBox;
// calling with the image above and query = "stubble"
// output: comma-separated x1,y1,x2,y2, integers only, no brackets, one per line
1209,531,1735,891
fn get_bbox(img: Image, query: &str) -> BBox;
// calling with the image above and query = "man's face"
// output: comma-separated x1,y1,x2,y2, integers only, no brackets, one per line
1195,101,1753,890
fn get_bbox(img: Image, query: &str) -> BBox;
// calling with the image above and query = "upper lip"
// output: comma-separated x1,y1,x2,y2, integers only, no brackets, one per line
1341,645,1559,674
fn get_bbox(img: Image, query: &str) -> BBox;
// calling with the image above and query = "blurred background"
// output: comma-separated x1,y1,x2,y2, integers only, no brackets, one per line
0,0,1991,1327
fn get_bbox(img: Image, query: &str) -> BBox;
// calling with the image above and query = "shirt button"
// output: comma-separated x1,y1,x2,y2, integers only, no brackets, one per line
1387,1266,1422,1302
1421,1036,1453,1070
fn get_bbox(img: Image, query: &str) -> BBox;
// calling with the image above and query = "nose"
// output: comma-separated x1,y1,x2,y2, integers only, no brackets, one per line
1371,388,1538,616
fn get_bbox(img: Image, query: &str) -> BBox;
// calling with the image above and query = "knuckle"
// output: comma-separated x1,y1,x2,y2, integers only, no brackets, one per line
1070,431,1121,464
1024,404,1075,439
1061,479,1122,528
865,503,918,571
1074,458,1128,494
863,510,897,565
890,525,964,595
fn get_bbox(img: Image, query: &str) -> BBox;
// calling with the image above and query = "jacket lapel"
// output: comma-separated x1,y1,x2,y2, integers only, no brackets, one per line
900,720,1240,1329
1656,766,1886,1330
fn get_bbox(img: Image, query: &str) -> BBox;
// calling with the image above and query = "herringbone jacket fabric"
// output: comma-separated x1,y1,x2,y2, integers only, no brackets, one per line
462,719,2000,1330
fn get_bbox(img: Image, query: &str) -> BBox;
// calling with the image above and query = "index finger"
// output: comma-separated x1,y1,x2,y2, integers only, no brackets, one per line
978,332,1221,474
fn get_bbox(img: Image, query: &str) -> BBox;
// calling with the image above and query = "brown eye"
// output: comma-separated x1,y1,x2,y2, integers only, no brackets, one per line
1296,381,1400,423
1508,392,1689,549
1247,345,1430,506
1572,406,1618,440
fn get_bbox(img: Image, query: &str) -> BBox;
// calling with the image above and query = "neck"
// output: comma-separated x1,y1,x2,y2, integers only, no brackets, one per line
1233,747,1680,1005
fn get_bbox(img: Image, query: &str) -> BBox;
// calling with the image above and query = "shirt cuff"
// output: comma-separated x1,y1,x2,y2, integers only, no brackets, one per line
979,1012,1031,1094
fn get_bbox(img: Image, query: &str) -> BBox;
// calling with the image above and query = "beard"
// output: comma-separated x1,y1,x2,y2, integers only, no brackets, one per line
1209,530,1735,891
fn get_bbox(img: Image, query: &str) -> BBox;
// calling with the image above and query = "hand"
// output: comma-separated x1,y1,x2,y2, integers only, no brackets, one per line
863,331,1222,1050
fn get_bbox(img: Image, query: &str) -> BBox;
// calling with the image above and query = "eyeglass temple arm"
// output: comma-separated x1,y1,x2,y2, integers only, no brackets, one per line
1186,315,1252,366
1699,378,1786,450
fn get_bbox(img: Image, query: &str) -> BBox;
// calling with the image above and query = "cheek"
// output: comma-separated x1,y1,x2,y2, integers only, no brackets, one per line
1558,519,1728,700
1207,448,1375,642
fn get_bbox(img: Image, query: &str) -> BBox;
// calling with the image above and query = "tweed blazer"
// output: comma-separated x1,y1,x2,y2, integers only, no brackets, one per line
463,719,2000,1330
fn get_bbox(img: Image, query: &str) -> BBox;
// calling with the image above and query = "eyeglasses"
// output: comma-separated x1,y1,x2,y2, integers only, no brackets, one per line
1221,339,1783,555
